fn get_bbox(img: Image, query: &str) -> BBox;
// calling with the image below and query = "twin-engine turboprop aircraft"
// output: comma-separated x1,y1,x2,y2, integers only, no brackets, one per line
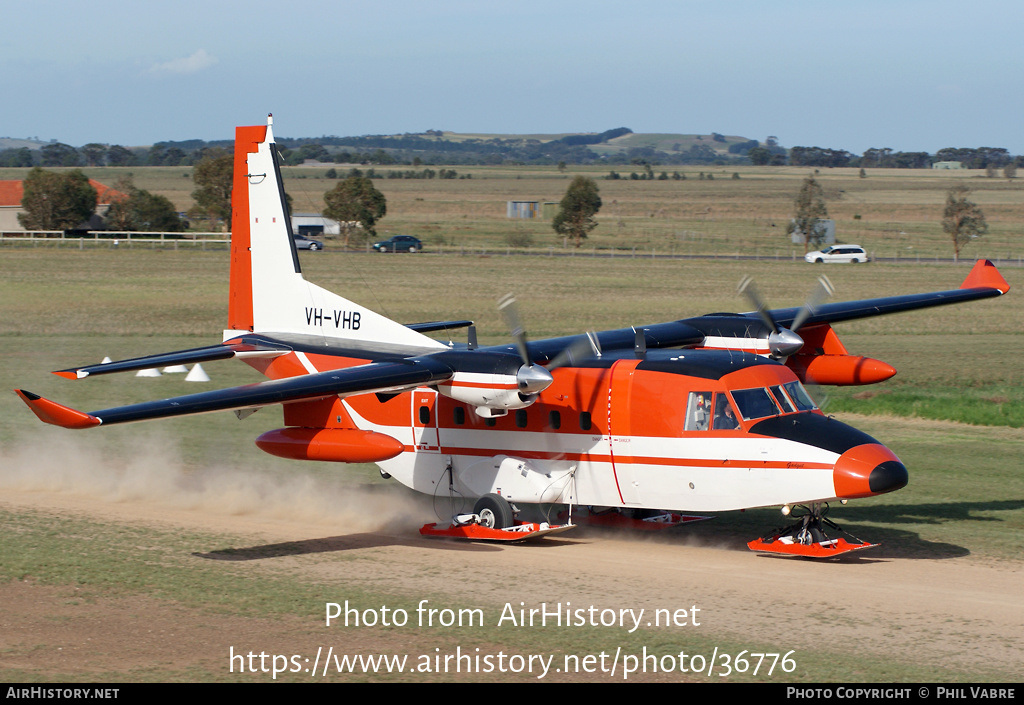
16,116,1011,557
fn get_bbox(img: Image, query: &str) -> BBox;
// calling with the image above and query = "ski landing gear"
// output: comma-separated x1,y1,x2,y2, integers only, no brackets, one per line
419,493,575,543
747,502,878,559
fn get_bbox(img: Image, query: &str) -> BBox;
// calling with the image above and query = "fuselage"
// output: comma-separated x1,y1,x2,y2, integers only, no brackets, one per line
243,339,907,514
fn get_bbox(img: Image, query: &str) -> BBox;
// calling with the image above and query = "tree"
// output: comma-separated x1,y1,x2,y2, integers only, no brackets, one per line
106,145,135,166
747,146,771,166
190,151,233,229
942,185,987,263
17,168,97,231
80,143,108,166
552,175,601,248
105,177,185,232
322,176,387,249
0,147,34,167
40,142,81,167
788,176,829,252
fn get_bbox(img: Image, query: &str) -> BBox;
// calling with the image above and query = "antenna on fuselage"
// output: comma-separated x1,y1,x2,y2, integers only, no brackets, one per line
633,327,647,359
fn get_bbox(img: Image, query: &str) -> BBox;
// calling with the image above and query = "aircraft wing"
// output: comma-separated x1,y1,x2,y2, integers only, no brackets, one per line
16,357,455,429
767,259,1010,329
53,341,291,380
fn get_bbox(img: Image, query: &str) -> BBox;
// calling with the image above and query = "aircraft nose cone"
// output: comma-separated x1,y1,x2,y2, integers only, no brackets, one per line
833,443,908,499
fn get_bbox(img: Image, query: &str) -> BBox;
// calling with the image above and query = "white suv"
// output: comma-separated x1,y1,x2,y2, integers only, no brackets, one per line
805,245,869,264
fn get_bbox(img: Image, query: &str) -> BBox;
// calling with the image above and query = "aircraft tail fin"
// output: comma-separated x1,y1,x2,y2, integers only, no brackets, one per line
226,115,445,355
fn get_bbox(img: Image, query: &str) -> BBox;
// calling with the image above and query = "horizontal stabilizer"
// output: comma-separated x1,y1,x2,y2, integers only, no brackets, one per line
53,342,291,379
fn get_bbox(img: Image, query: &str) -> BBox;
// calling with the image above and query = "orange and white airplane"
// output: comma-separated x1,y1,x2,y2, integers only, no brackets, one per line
15,116,1011,557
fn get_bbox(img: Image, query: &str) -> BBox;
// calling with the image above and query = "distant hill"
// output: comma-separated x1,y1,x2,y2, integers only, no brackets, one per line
0,137,47,151
270,128,762,166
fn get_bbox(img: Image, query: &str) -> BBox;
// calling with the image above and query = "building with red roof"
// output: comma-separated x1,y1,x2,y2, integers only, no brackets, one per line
0,178,127,231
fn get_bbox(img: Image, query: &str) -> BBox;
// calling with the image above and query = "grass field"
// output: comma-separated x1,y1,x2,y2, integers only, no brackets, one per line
1,248,1022,682
3,162,1024,262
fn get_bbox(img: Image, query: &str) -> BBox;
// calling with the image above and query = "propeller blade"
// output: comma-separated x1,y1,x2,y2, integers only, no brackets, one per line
546,333,601,371
498,293,531,366
791,275,835,332
738,276,779,335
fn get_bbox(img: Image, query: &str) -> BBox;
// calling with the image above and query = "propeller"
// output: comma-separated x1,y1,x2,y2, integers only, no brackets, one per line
498,293,553,395
498,294,601,395
737,275,834,360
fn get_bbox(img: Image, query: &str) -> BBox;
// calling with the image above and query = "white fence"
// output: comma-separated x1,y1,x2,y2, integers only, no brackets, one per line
0,231,229,248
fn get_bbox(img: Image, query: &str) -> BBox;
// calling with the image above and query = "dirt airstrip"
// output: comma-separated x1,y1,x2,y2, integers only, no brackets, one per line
2,460,1022,684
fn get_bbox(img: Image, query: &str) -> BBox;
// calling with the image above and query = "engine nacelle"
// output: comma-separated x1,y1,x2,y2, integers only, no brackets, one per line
790,354,896,386
256,427,404,463
437,366,551,413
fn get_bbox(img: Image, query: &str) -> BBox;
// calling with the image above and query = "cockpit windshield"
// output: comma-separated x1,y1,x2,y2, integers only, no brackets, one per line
731,387,780,421
731,381,818,422
684,381,817,431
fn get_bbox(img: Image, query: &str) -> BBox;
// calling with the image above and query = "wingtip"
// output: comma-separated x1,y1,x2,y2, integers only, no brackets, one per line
960,259,1010,295
14,389,101,429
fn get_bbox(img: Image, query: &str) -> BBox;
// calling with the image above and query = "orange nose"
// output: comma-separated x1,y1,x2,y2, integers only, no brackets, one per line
833,443,907,499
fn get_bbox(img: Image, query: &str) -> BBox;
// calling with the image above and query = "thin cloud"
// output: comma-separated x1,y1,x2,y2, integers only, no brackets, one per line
148,49,218,76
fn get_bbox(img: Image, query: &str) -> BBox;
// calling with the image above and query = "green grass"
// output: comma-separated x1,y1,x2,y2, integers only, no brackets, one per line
4,162,1024,260
1,249,1022,682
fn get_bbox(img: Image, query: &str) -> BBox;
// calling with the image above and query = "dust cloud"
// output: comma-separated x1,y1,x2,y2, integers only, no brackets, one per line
0,429,430,534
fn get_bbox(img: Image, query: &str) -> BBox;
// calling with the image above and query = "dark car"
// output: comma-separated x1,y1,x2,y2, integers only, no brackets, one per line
293,234,324,251
372,235,423,253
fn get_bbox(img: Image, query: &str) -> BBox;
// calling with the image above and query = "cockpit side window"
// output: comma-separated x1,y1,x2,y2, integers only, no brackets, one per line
712,394,740,430
770,385,796,413
684,392,713,431
783,380,818,411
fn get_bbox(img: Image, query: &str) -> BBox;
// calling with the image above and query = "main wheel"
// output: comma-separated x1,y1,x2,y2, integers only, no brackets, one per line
408,246,418,253
815,258,824,264
309,243,320,251
474,493,514,529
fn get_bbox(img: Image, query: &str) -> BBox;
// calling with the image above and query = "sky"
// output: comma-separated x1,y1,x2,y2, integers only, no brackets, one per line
3,0,1023,154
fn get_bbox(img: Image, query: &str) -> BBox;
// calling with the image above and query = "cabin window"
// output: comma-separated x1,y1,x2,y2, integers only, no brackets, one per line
579,411,592,430
453,406,465,425
783,381,817,411
712,395,740,430
684,392,713,431
485,417,497,427
731,388,780,421
418,406,431,424
515,409,528,428
549,410,561,430
770,385,796,413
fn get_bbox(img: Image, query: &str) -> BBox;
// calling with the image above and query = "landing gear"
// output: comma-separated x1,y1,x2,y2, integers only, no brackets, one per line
748,502,878,558
473,493,515,529
419,492,574,542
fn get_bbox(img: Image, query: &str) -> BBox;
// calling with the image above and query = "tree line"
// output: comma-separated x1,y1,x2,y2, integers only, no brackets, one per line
5,134,1022,170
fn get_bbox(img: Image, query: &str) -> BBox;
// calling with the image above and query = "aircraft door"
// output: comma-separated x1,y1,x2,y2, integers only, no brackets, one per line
607,359,641,505
411,389,440,453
